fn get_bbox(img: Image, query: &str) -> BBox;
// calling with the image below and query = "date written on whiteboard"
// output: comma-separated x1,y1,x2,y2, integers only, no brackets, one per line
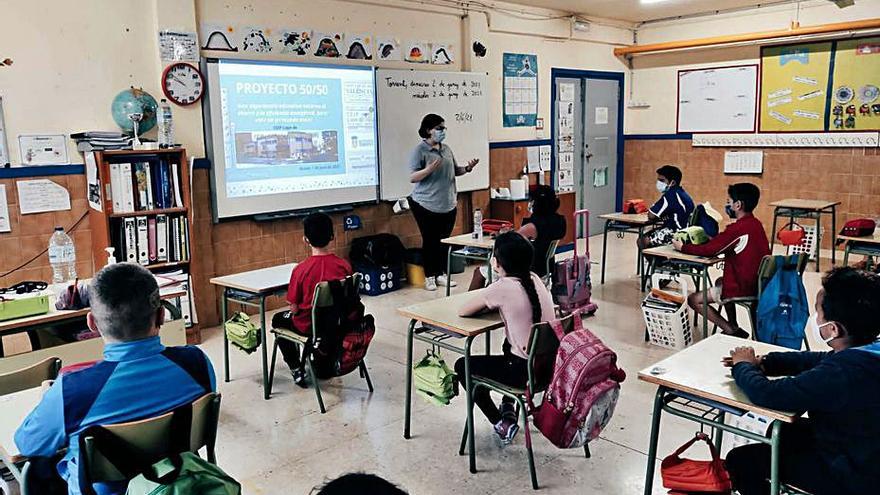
455,112,473,123
384,77,482,101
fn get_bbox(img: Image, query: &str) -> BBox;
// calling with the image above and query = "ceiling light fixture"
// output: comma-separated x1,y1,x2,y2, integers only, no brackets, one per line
640,0,670,4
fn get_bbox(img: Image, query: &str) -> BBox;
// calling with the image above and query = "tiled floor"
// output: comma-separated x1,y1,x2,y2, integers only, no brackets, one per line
194,234,831,494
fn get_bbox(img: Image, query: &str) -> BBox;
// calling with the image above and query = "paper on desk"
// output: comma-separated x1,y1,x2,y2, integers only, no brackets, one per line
17,179,71,214
526,146,540,173
0,184,10,232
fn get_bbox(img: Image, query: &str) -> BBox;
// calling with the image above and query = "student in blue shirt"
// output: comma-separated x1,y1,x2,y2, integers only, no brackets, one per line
15,263,216,495
638,165,695,249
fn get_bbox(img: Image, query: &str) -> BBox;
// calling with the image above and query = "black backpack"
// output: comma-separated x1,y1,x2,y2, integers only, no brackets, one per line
349,234,405,268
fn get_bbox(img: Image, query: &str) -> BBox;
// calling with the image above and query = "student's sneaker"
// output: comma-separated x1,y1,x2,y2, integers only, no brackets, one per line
494,418,520,446
424,276,438,291
291,367,309,388
436,274,457,287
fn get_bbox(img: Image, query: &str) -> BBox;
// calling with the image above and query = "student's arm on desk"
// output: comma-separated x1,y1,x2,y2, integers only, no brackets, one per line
14,380,67,457
761,351,828,376
680,225,740,257
459,295,489,317
732,356,845,413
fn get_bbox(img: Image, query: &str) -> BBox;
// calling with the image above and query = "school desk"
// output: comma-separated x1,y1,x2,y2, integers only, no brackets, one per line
0,386,43,484
769,199,840,272
598,212,657,288
441,233,496,297
640,334,801,495
210,263,296,400
839,231,880,270
642,245,723,339
397,289,504,474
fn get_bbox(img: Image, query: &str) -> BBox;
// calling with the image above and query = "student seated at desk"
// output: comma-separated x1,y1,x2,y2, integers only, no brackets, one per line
274,213,352,387
455,232,555,444
15,263,216,495
672,183,770,338
467,185,566,290
638,165,694,249
723,267,880,495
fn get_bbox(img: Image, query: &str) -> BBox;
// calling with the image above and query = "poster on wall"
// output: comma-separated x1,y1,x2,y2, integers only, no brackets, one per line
759,42,832,132
345,34,373,60
158,30,198,62
431,44,454,65
503,53,538,127
276,29,312,56
828,36,880,132
314,32,344,58
377,38,401,61
200,23,238,52
240,27,273,53
404,42,430,63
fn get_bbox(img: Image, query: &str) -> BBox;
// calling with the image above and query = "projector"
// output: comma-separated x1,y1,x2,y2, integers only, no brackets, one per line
828,0,854,7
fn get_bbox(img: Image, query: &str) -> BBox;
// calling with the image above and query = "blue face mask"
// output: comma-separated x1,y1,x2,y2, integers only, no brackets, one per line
432,129,446,143
725,204,737,219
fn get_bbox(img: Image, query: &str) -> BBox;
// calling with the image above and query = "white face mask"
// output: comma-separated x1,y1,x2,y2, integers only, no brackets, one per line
656,180,668,193
808,313,836,346
431,128,446,143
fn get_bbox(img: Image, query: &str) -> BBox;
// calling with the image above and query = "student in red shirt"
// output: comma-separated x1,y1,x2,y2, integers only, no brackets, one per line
275,213,352,386
672,183,770,338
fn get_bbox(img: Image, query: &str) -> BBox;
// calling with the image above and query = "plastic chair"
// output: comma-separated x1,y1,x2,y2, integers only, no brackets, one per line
712,254,810,349
459,313,589,490
0,357,61,396
541,239,560,288
268,273,374,413
77,393,221,494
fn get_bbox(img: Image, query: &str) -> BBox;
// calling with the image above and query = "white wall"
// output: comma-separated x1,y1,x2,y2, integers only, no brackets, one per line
626,0,880,134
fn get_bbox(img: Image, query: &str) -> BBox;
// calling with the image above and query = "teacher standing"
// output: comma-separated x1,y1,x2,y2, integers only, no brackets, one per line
408,113,479,291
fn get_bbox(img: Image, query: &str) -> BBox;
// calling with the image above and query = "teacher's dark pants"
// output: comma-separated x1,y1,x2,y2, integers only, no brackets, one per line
409,198,457,278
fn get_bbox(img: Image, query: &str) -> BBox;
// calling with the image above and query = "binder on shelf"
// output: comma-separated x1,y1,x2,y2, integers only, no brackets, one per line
134,163,149,211
180,276,193,326
120,163,135,213
156,214,168,262
159,161,173,209
144,164,155,210
136,216,149,265
170,216,180,262
147,217,158,263
109,163,122,213
123,217,137,263
171,163,184,208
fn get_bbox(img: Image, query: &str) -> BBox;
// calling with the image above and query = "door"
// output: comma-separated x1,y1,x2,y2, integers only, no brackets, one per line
582,79,619,236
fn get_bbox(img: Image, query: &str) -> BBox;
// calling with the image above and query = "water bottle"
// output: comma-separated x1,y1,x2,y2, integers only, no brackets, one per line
157,99,174,148
48,226,76,284
473,208,483,241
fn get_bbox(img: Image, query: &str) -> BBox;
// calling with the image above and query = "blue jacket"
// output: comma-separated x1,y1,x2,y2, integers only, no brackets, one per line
14,336,216,495
732,342,880,494
649,185,694,231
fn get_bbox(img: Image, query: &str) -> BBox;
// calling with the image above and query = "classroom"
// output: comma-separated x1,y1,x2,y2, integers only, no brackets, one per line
0,0,879,494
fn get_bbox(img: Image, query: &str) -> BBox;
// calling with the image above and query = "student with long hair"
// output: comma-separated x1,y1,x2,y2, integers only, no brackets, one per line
455,232,555,444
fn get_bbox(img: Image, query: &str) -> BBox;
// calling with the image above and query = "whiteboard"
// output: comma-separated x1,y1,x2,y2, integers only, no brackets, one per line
677,65,758,133
377,69,489,200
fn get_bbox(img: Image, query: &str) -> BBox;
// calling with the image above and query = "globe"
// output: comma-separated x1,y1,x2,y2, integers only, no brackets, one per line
111,87,158,135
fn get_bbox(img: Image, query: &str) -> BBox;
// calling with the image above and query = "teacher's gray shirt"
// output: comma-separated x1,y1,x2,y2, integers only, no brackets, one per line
408,140,458,213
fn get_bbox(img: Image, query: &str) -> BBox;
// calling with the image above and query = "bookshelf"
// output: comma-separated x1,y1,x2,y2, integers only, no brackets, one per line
87,148,199,342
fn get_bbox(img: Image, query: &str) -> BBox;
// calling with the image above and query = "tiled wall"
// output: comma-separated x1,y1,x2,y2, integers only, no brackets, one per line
623,139,880,250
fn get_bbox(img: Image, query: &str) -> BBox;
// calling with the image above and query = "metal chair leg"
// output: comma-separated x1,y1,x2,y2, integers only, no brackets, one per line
458,418,469,456
518,397,539,490
306,353,326,414
584,443,591,458
268,340,279,394
360,361,374,393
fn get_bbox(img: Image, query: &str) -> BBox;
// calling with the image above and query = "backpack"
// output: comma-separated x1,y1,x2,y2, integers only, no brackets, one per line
688,203,721,238
528,314,626,449
839,218,876,237
224,312,260,353
311,278,375,378
673,226,711,245
622,199,648,214
551,209,598,315
756,255,809,349
349,234,405,268
413,350,458,406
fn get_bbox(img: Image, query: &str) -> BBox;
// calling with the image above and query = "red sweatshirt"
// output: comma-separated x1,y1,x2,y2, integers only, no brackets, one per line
681,213,770,299
286,253,352,335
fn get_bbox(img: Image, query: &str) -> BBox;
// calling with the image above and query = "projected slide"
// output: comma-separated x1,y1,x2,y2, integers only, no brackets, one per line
207,60,378,218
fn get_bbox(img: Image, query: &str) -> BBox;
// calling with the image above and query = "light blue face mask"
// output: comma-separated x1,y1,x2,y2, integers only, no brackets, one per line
656,180,668,193
432,128,446,143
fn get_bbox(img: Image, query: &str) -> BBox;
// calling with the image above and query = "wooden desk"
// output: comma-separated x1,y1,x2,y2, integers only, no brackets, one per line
209,263,296,400
769,199,841,272
441,233,496,297
643,245,722,339
0,386,42,483
597,212,657,287
398,290,503,474
840,232,880,270
640,335,800,495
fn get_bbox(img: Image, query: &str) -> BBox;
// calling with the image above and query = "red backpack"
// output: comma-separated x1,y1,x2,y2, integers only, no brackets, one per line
528,314,626,448
312,278,375,378
840,218,876,237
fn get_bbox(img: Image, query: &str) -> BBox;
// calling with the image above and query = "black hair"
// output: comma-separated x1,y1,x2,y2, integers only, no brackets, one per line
312,473,408,495
656,165,682,185
91,263,161,341
530,185,560,216
493,232,542,324
304,212,334,248
418,113,444,139
821,267,880,346
727,183,760,213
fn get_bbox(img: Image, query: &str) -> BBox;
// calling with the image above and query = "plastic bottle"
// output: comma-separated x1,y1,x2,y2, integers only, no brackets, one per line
157,98,174,148
48,226,76,284
473,208,483,241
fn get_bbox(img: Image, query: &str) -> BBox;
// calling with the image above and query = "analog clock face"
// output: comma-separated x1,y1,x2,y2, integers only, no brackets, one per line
162,63,204,106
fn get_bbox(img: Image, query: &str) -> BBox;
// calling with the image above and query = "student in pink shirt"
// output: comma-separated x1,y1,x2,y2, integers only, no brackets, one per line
455,232,556,445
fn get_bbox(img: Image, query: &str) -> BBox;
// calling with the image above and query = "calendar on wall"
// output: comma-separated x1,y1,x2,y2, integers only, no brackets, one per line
503,53,538,127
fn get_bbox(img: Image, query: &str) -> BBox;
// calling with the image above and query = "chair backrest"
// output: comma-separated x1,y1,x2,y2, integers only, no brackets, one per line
80,392,221,486
757,254,808,300
526,313,575,393
0,357,61,396
310,273,363,336
543,239,559,279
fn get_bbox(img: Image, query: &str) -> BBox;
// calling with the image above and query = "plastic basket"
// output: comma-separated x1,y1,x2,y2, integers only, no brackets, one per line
721,411,772,456
642,274,693,350
786,224,817,260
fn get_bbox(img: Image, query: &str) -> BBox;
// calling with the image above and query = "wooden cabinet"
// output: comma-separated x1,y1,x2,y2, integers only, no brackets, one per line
490,192,576,246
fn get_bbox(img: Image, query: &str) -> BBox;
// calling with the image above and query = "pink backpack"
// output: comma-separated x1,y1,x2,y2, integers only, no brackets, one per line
528,314,626,449
551,209,598,315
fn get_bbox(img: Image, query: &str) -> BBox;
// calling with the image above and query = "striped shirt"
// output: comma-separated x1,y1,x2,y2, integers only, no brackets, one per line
649,186,695,230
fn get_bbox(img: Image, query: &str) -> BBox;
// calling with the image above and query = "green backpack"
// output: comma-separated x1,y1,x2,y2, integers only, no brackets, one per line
124,452,241,495
224,312,261,353
413,351,458,406
674,226,711,246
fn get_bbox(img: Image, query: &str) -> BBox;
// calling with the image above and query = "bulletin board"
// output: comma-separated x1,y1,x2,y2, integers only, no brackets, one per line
759,41,833,132
828,36,880,132
677,65,758,133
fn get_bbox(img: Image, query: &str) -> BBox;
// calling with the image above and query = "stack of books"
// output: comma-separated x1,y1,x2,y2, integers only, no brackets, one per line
71,131,133,151
642,292,683,312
